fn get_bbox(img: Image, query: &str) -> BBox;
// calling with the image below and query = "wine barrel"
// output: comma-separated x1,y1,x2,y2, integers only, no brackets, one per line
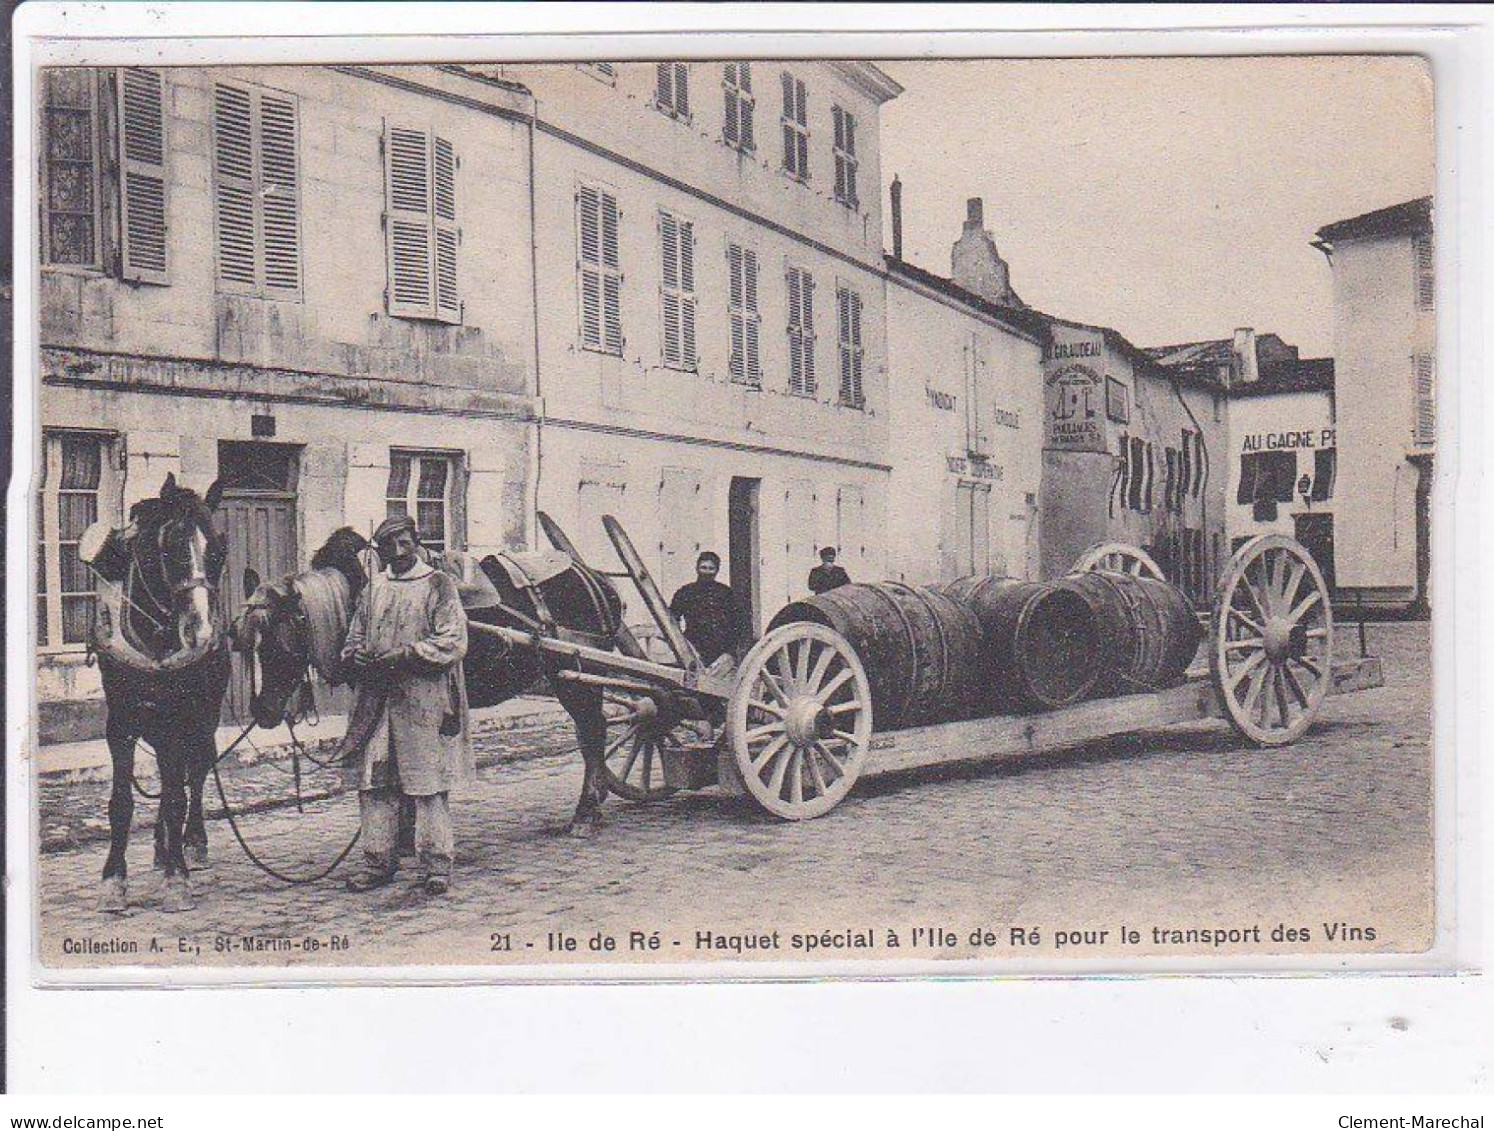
1062,571,1203,695
767,582,983,730
939,575,1103,711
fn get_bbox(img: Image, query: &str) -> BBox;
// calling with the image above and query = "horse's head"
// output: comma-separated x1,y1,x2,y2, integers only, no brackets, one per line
231,526,366,730
131,473,226,655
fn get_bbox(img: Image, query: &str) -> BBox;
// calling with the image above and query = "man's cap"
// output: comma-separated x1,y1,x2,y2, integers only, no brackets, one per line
819,546,837,559
697,551,721,567
373,514,418,545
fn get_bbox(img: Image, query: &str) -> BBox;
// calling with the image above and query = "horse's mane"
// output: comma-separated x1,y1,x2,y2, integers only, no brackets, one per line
310,526,370,604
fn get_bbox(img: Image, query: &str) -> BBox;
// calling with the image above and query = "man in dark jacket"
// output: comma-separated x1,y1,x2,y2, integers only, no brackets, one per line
669,551,751,667
808,547,852,594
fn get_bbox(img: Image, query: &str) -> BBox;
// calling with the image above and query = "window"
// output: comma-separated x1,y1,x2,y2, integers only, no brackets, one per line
831,105,858,208
1105,376,1130,423
1237,450,1297,507
577,185,622,354
658,210,697,370
722,62,755,152
727,243,761,386
836,285,865,408
213,80,301,297
37,431,117,649
41,69,103,269
41,67,169,281
1164,447,1178,513
781,72,809,181
1311,447,1336,502
387,451,457,554
786,266,816,396
384,124,461,323
655,63,690,120
1414,233,1434,312
1414,354,1435,445
1127,435,1145,512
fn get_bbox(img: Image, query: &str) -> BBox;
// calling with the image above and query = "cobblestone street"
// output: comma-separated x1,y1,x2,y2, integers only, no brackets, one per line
33,623,1434,973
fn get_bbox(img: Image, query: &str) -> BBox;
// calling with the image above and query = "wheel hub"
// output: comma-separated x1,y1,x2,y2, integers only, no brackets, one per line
1263,617,1293,663
783,697,829,745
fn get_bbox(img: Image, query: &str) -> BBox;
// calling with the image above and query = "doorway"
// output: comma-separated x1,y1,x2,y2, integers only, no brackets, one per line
214,441,300,724
728,477,761,634
1293,511,1336,594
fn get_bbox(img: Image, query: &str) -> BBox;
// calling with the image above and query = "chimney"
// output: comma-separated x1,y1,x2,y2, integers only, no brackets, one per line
1233,327,1259,384
951,195,1012,306
890,175,903,261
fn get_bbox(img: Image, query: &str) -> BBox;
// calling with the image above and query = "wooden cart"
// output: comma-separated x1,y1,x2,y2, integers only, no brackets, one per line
469,519,1383,821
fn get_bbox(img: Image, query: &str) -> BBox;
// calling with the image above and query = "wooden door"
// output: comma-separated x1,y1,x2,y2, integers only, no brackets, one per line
216,492,298,724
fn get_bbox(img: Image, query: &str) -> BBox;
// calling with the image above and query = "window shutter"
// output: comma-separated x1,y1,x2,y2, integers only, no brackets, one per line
577,186,602,348
673,63,690,118
740,89,755,151
724,83,740,148
601,191,622,352
386,124,433,316
660,213,680,365
258,91,301,295
433,135,460,322
213,83,257,288
802,272,815,392
656,63,673,110
1414,354,1435,444
118,67,169,284
680,221,696,367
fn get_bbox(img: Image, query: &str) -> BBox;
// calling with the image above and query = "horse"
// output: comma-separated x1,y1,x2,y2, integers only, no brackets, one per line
230,527,626,837
90,473,231,913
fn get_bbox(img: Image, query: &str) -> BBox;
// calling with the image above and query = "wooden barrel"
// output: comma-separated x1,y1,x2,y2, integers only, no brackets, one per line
1060,571,1203,695
767,582,983,730
939,575,1103,711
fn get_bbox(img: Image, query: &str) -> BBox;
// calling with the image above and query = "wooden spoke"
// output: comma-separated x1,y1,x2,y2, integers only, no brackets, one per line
760,671,792,708
1224,636,1265,653
751,734,789,772
747,699,785,719
827,699,865,715
766,741,793,796
788,749,804,804
815,667,856,705
1282,662,1311,709
1070,542,1165,581
1292,655,1325,679
601,693,685,803
1226,650,1268,695
1228,607,1265,636
794,639,811,687
804,744,830,795
807,644,835,694
1289,590,1323,625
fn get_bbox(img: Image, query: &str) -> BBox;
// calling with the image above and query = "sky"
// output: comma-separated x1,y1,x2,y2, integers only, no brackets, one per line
875,57,1434,358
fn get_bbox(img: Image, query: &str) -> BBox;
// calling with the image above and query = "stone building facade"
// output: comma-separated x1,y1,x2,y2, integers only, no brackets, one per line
1311,197,1434,613
34,65,539,739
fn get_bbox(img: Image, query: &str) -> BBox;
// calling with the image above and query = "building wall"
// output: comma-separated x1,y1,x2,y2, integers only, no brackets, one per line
518,62,895,632
1040,325,1228,599
1224,389,1337,562
884,273,1044,585
34,65,539,740
1329,231,1433,602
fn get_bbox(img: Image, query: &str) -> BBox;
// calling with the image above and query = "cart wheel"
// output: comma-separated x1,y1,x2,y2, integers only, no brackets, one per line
1210,535,1333,746
728,623,873,819
1070,541,1166,580
600,692,684,802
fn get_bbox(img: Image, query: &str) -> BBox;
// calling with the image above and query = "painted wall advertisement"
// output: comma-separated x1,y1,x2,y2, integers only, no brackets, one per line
1044,326,1108,452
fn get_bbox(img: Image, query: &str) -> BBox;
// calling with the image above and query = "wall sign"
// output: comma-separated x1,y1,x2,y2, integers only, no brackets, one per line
947,455,1002,480
1240,428,1336,453
1044,327,1108,452
926,387,957,412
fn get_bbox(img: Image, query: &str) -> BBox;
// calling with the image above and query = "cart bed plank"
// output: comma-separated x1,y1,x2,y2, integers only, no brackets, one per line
865,656,1384,779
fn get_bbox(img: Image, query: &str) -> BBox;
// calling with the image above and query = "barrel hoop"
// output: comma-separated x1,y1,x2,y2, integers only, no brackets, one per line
866,583,920,727
897,582,949,723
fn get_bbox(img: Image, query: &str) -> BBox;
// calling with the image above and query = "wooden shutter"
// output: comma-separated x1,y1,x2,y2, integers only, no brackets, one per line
728,244,744,383
386,125,433,316
744,248,760,384
1414,354,1435,444
258,91,300,295
660,213,681,366
739,63,755,151
601,191,622,352
673,63,690,118
577,186,602,348
213,83,257,288
433,136,460,321
833,106,847,202
118,67,169,283
656,63,673,111
723,69,740,149
679,220,695,367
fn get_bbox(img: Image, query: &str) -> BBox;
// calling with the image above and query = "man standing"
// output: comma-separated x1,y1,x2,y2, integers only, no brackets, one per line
668,551,751,669
340,514,474,897
808,546,852,594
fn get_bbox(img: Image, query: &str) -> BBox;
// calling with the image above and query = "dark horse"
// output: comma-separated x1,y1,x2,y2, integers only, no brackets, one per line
93,474,230,913
231,527,625,835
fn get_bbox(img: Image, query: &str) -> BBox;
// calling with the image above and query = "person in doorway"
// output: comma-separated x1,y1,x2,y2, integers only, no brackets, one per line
808,546,852,594
340,514,474,897
669,551,751,671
